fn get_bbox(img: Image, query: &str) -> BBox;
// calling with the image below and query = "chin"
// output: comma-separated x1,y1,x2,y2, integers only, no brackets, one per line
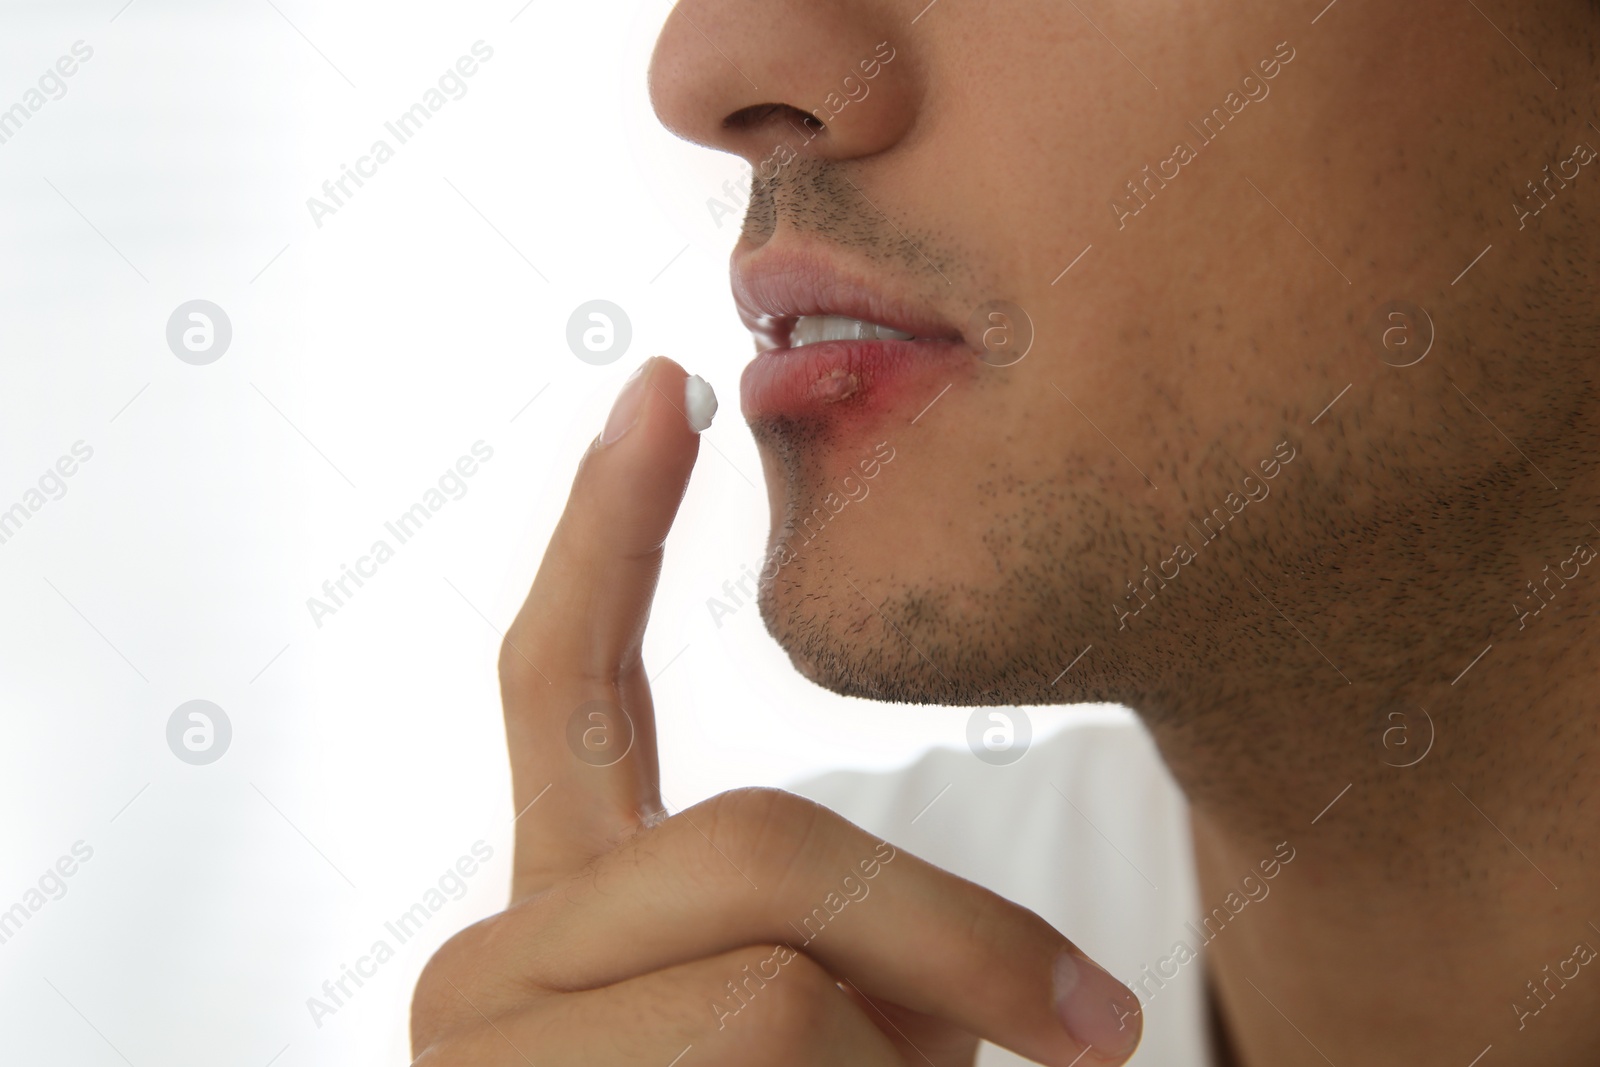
754,556,1129,708
745,416,1151,709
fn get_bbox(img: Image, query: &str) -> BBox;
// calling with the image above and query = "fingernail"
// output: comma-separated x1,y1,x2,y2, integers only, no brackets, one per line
600,359,652,446
684,374,718,433
1052,950,1141,1060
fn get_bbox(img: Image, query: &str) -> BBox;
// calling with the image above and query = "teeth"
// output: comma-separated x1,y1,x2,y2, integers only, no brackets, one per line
790,315,917,347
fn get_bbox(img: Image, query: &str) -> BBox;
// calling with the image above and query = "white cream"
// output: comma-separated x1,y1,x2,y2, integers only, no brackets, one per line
684,374,718,432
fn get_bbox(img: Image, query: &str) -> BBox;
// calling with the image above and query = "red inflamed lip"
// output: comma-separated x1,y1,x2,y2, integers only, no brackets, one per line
732,245,979,425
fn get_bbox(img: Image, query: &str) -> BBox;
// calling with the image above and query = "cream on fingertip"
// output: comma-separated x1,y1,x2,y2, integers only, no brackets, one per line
684,374,717,433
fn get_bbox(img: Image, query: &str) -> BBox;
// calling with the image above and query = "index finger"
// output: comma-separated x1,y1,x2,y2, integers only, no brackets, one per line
499,356,714,898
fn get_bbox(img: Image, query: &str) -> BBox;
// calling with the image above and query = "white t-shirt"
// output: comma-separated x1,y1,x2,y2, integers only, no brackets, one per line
790,710,1215,1067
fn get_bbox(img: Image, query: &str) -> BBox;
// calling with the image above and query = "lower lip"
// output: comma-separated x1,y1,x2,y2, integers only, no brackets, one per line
740,339,977,424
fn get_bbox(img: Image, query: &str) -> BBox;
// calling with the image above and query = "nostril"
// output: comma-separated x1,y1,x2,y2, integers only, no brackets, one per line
648,8,915,163
724,102,825,135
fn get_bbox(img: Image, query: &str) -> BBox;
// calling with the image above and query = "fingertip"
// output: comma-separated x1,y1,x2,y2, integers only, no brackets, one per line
598,357,714,450
1051,950,1143,1063
598,359,656,448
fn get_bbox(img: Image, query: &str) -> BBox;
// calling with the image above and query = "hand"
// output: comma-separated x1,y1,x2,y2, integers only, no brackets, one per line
410,356,1144,1066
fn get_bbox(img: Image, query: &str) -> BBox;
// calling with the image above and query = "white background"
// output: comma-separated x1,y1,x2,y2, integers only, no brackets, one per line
0,2,1100,1063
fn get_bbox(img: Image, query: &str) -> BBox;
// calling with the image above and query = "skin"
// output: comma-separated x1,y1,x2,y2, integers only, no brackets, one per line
416,1,1600,1064
411,362,1142,1066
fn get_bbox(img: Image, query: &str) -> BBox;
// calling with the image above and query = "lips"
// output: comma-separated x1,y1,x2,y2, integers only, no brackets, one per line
732,247,978,423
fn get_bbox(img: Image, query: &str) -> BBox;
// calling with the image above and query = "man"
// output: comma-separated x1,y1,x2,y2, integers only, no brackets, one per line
410,1,1600,1063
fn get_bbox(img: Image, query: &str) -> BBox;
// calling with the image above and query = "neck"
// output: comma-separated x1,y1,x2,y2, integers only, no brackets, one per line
1146,605,1600,1066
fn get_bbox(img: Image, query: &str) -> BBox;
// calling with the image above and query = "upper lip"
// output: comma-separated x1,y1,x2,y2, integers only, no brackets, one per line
731,246,967,353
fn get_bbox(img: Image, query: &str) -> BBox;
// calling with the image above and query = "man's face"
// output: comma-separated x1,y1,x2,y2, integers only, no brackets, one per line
651,1,1598,714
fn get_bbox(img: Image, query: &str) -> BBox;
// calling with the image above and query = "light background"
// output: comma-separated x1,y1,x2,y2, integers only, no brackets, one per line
0,2,1115,1063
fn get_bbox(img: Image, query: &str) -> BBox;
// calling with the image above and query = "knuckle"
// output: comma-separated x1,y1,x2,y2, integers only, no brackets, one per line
410,913,511,1045
693,788,829,888
735,949,843,1052
410,943,466,1044
496,629,544,694
498,619,620,698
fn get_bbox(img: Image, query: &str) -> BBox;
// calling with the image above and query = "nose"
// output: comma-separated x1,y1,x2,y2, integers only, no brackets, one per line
647,0,919,167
